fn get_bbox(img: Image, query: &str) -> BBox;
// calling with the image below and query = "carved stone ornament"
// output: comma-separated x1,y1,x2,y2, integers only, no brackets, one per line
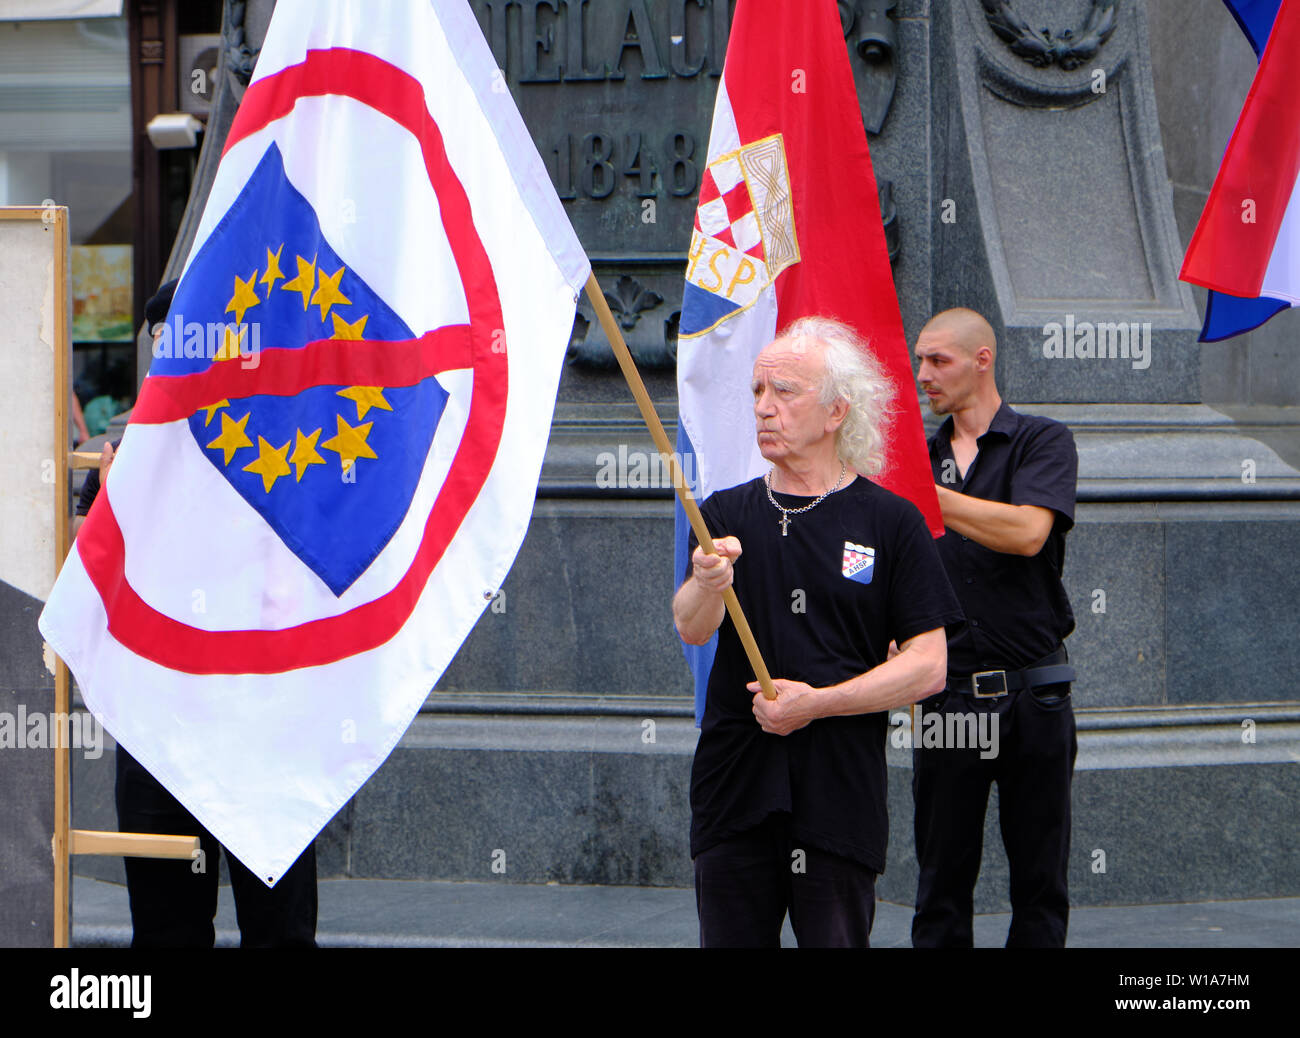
604,275,664,332
878,179,900,263
567,278,674,371
838,0,855,34
844,0,899,135
223,0,263,95
980,0,1118,71
569,310,591,349
663,310,681,358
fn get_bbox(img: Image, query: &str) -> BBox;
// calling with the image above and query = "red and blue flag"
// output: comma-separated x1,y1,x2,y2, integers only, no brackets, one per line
1181,0,1300,340
674,0,941,723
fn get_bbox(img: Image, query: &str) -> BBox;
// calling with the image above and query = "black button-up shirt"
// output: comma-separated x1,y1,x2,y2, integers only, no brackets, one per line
928,402,1077,675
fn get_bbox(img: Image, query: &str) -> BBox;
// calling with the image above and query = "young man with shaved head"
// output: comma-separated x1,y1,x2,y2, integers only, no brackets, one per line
912,307,1079,948
673,316,963,947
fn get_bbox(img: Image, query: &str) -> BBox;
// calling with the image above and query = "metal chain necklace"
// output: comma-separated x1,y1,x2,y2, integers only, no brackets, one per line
764,461,847,536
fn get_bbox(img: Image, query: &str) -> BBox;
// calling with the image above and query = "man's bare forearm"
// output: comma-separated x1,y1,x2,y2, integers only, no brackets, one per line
936,486,1051,556
816,628,947,715
674,538,741,645
749,628,948,735
673,578,725,645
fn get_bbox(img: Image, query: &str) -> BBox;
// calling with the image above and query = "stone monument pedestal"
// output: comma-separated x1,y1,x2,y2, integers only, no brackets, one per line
85,0,1300,914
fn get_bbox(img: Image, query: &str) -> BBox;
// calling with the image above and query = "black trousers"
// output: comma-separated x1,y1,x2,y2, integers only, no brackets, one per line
911,684,1076,948
115,746,317,948
694,812,877,948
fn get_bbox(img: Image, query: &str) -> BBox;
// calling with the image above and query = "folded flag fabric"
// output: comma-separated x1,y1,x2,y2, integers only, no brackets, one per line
39,0,588,885
1180,0,1299,340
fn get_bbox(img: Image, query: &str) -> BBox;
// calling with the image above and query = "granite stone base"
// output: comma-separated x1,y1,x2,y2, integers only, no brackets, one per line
433,404,1300,704
67,411,1300,908
72,701,1300,913
878,704,1300,912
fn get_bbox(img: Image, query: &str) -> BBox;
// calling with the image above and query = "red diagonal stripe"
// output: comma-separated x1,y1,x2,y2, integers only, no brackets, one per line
130,324,473,424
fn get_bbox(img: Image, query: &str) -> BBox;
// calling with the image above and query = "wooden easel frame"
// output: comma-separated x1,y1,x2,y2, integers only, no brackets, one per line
0,206,199,948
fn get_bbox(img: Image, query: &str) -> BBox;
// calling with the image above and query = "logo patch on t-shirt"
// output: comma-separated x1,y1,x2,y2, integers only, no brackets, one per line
842,542,876,584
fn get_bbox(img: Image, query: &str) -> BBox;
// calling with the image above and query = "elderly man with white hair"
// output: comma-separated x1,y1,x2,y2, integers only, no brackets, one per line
673,315,963,948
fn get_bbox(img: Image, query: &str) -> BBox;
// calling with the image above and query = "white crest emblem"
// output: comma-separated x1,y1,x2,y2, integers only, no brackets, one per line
679,133,799,338
842,541,876,584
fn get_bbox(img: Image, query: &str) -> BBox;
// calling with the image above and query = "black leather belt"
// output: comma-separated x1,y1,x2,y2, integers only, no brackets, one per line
948,648,1075,699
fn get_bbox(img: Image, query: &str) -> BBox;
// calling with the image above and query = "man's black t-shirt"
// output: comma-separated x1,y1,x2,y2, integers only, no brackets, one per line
686,475,964,872
928,403,1077,675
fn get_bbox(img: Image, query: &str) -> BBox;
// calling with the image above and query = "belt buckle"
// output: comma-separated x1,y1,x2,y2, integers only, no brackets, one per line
972,670,1008,698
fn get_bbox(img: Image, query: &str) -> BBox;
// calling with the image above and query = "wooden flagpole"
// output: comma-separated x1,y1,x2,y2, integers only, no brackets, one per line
46,323,199,946
51,431,203,948
51,207,70,948
583,274,776,700
60,464,200,859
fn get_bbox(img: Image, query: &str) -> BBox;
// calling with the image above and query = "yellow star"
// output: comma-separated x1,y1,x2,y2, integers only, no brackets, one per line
311,266,351,322
213,324,247,362
331,312,369,340
242,436,292,493
282,255,317,311
225,271,261,326
289,428,327,482
336,386,392,421
201,399,229,427
206,411,253,465
260,245,286,293
321,413,378,473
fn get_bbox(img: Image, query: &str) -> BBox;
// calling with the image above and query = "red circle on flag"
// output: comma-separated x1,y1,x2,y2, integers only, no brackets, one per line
80,49,508,673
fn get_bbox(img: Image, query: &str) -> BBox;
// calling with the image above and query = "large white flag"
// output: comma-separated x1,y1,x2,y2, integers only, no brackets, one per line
40,0,588,885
